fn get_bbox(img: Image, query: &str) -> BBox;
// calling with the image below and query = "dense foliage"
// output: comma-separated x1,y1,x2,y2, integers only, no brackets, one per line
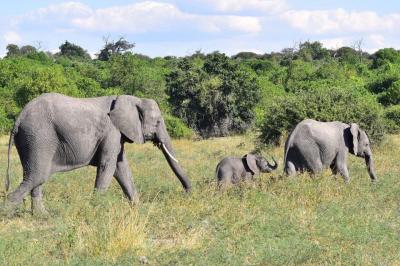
166,52,260,137
0,41,399,143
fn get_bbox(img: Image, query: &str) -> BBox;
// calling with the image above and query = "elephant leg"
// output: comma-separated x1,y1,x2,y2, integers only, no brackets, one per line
285,161,297,176
231,173,240,184
94,160,117,193
307,159,323,174
330,162,339,175
336,165,349,182
334,153,349,182
94,134,120,193
31,186,49,216
6,167,51,214
217,175,231,190
114,150,138,203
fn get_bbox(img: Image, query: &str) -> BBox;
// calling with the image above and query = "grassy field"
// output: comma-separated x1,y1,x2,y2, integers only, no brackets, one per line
0,134,399,265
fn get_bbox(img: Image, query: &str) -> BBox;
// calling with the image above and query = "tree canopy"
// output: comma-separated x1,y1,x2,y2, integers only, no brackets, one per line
0,41,398,143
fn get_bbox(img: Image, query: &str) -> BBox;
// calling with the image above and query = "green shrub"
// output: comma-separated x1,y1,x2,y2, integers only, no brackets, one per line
164,114,195,139
378,80,400,106
384,105,400,133
108,54,168,108
12,65,82,107
259,86,385,145
166,52,261,137
372,48,400,68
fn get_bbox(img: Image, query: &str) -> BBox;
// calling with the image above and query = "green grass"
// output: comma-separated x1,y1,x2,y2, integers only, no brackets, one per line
0,134,399,265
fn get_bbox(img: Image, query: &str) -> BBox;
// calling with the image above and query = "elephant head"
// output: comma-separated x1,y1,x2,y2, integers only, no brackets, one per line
109,95,191,192
245,154,278,174
348,123,377,181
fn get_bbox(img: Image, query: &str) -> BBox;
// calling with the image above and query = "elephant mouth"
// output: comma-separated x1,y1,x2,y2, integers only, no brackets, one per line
144,133,156,141
150,140,178,163
357,151,367,158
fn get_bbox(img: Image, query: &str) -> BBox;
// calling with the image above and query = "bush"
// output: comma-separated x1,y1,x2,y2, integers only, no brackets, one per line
372,48,400,68
367,63,400,98
259,87,385,145
12,65,82,107
164,114,195,139
384,105,400,133
166,52,261,138
107,54,168,107
378,80,400,106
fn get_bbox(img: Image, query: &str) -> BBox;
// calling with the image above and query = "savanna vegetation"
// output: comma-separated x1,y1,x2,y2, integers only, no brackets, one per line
0,39,399,264
0,134,399,265
0,40,400,141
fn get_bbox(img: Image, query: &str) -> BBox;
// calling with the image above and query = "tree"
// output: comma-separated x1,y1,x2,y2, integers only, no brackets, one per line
352,39,365,63
378,80,400,106
334,46,359,64
295,41,330,61
232,52,260,60
107,53,167,105
166,52,261,137
372,48,400,68
97,37,135,61
59,41,90,59
5,44,20,57
19,45,37,55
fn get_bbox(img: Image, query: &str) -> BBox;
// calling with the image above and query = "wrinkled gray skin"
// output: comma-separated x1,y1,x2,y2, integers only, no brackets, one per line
3,93,191,215
284,119,377,182
216,154,277,188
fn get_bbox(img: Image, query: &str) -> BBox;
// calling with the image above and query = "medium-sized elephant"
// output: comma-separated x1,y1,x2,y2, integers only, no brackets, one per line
2,93,191,216
284,119,377,182
216,154,277,188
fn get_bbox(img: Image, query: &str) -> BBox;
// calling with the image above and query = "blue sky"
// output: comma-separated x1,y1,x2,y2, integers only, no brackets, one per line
1,0,399,57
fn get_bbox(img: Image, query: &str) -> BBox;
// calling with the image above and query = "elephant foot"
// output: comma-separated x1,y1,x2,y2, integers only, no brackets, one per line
128,196,140,207
31,196,49,217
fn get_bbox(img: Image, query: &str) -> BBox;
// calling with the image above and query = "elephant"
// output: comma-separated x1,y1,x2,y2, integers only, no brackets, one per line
284,119,377,182
216,154,277,188
3,93,191,215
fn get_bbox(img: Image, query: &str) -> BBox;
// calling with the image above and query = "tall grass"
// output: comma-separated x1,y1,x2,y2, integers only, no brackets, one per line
0,134,399,265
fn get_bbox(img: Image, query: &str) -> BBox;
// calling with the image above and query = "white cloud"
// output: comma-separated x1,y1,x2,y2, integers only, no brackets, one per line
72,1,186,33
364,34,391,53
319,35,395,53
206,0,288,13
281,8,400,34
4,31,22,44
367,34,385,47
21,1,92,22
199,16,262,33
72,1,262,34
13,1,262,34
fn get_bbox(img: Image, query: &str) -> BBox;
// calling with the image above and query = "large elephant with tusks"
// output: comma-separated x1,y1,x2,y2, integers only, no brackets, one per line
3,93,191,215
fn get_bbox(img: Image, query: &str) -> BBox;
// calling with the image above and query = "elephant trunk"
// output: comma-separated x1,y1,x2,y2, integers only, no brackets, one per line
364,151,377,182
261,158,278,173
157,120,191,192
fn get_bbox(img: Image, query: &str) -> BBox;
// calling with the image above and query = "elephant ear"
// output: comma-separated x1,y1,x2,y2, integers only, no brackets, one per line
109,95,144,144
245,154,260,175
349,123,359,155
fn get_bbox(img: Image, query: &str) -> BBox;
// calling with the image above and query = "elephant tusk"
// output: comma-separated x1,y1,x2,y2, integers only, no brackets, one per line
162,143,179,163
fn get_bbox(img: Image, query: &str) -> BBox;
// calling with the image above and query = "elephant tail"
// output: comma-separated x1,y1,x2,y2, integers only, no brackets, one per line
6,126,17,192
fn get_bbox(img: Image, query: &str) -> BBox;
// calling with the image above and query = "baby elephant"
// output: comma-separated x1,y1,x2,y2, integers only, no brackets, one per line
216,154,277,188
